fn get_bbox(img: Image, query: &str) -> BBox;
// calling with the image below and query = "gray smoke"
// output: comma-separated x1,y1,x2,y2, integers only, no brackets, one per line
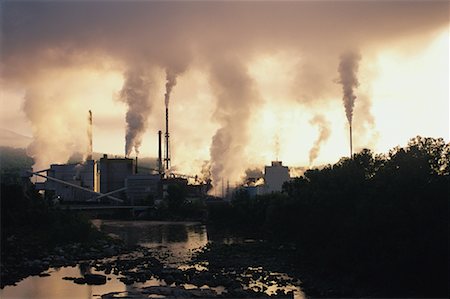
164,69,178,108
241,167,264,185
309,115,331,166
337,51,361,125
209,56,259,187
119,68,152,157
1,1,447,175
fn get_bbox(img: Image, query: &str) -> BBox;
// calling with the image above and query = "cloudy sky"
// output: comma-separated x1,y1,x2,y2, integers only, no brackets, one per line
0,1,448,185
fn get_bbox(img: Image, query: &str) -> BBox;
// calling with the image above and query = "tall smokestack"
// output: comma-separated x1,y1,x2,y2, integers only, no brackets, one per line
164,70,178,173
337,50,361,159
349,123,353,158
87,110,93,160
158,130,163,175
135,156,138,174
164,107,170,171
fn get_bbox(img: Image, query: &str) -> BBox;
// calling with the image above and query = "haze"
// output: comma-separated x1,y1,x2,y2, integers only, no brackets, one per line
0,1,448,186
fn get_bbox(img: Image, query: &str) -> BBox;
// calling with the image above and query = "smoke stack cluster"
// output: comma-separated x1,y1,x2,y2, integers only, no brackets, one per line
337,51,361,157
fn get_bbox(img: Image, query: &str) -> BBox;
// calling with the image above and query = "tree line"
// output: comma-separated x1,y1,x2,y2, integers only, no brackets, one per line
208,136,449,297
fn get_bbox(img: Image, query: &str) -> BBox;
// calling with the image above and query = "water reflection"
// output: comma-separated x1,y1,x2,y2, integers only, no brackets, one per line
98,220,208,266
1,221,304,299
1,221,206,299
0,266,127,299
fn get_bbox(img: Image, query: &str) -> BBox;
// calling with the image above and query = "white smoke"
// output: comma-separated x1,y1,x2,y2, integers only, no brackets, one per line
119,68,153,157
308,115,331,166
337,51,361,125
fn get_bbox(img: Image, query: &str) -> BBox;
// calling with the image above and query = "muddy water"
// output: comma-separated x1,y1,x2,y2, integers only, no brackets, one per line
1,220,304,299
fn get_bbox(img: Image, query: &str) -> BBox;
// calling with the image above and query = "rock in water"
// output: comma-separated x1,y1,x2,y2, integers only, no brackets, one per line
84,274,107,285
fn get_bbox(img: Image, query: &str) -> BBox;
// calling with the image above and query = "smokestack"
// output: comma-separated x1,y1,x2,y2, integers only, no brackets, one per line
164,107,170,171
135,156,138,174
87,110,93,160
158,130,163,175
349,123,353,158
337,51,361,159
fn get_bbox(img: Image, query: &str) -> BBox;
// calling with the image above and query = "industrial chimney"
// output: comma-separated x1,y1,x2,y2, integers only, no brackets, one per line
164,107,170,171
349,123,353,158
158,130,163,176
87,110,93,160
135,156,138,174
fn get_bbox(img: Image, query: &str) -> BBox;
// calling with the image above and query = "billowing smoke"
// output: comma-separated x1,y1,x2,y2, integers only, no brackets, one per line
337,51,361,125
119,68,153,157
164,69,178,108
289,166,308,178
1,1,447,178
22,72,90,172
308,115,331,166
241,167,264,186
209,57,260,188
200,160,211,181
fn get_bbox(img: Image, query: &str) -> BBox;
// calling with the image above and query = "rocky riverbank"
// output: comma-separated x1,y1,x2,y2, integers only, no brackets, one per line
2,223,361,298
59,244,300,298
0,231,129,288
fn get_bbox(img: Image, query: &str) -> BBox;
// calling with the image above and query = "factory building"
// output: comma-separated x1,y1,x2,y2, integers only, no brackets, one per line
99,154,136,201
43,160,98,201
162,177,188,199
264,161,290,193
126,174,161,205
242,185,265,198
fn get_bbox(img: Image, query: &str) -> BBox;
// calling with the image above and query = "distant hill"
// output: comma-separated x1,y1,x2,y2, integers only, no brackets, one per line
0,129,32,149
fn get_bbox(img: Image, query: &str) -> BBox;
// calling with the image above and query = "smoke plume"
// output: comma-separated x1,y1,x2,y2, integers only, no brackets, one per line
164,69,178,108
209,56,260,187
23,74,87,170
1,1,447,176
308,115,331,166
337,51,361,125
119,68,153,157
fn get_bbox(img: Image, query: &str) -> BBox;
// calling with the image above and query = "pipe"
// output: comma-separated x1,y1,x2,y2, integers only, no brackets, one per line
28,171,123,203
88,187,127,202
349,122,353,158
135,156,138,174
87,110,93,160
158,130,163,175
165,107,170,170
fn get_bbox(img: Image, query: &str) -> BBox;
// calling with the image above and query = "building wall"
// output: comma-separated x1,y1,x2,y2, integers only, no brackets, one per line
126,174,161,205
242,185,265,198
264,161,290,193
46,160,97,201
99,156,136,200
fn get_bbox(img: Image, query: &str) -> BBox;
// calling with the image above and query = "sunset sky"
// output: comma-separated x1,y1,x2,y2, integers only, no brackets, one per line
0,1,448,184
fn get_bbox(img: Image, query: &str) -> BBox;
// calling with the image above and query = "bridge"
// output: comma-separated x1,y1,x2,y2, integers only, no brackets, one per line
59,204,155,219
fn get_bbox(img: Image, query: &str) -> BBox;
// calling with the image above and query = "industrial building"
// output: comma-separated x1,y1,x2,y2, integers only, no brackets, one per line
264,161,290,193
38,160,99,201
240,161,291,198
99,154,136,201
126,174,161,205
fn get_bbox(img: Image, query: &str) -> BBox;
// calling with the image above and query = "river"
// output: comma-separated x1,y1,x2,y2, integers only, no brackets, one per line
1,220,304,299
